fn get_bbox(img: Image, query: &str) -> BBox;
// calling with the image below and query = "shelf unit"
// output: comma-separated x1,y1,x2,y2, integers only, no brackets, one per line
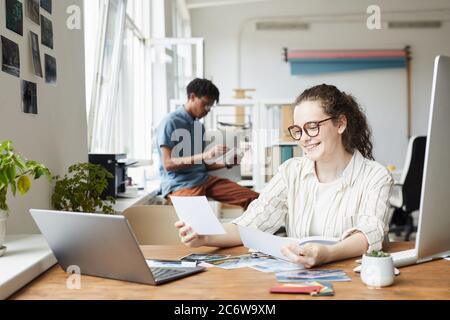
169,99,297,192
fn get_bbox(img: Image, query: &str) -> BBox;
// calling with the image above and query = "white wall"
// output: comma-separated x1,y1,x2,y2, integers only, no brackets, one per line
0,0,88,234
190,0,450,167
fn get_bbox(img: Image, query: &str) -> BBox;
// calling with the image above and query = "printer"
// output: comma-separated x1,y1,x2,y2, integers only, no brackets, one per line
88,153,137,198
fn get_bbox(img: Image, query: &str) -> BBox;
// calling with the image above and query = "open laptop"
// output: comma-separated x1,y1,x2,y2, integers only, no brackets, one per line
30,209,205,285
390,55,450,267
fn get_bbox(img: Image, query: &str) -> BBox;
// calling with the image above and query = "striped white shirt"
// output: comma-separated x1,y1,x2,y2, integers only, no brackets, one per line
232,150,394,252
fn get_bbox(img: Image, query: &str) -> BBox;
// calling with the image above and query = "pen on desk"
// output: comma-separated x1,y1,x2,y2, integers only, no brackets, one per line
147,259,198,267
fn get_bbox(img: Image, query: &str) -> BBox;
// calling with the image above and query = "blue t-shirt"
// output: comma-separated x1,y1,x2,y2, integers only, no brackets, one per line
157,107,209,197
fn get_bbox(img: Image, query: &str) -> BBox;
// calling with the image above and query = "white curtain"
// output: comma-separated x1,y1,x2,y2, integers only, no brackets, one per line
88,0,127,154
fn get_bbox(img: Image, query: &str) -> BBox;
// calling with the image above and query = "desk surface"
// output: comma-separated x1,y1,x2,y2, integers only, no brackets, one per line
10,242,450,300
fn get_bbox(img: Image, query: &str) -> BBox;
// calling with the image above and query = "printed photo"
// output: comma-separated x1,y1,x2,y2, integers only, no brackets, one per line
30,31,43,77
181,253,231,262
207,254,262,269
41,15,54,49
26,0,40,25
44,54,57,85
276,269,351,282
40,0,52,14
1,36,20,78
5,0,23,36
21,80,38,115
250,258,304,273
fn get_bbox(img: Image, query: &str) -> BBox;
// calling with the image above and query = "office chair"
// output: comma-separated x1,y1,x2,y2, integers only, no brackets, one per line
389,136,427,241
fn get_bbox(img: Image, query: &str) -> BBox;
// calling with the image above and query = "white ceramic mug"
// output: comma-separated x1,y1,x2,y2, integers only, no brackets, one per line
360,254,395,288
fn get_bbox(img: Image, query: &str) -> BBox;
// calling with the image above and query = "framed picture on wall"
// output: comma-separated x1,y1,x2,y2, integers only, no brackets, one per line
21,80,38,115
45,54,57,85
30,31,43,77
41,15,54,49
40,0,52,14
1,36,20,78
5,0,23,36
25,0,40,25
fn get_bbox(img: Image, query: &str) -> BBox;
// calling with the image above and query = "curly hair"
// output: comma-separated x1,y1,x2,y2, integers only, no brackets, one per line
294,84,374,160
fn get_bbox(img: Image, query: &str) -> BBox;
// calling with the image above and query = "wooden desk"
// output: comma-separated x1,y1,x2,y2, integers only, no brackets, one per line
10,242,450,300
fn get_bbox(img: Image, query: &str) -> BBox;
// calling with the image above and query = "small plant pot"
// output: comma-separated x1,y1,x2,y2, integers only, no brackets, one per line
0,210,7,257
360,254,395,288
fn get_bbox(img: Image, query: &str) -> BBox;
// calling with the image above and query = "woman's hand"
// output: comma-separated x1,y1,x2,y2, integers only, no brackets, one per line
281,243,331,268
175,221,208,248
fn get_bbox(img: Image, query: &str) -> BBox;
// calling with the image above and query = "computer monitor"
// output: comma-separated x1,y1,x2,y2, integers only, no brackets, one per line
416,55,450,260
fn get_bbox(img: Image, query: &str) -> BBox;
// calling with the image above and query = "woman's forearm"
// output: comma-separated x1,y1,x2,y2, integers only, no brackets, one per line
204,223,242,248
326,232,369,264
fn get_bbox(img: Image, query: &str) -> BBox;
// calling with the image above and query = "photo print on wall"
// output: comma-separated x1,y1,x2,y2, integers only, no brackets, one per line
1,36,20,78
40,0,52,14
45,54,57,85
41,15,54,49
26,0,40,25
21,80,38,115
30,31,43,77
5,0,23,36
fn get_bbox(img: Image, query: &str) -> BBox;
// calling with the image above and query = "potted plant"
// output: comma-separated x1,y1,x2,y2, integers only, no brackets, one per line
51,162,116,214
360,250,395,288
0,141,51,256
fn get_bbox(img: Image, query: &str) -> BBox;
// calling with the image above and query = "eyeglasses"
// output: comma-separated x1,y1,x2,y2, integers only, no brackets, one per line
200,98,216,111
288,117,335,140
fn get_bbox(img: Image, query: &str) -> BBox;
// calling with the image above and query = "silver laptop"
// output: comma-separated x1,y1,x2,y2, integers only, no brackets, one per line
30,209,205,285
391,55,450,267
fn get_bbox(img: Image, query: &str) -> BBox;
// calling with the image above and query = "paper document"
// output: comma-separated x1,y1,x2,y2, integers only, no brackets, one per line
238,226,297,261
239,226,339,261
170,196,226,235
298,236,338,246
213,148,245,165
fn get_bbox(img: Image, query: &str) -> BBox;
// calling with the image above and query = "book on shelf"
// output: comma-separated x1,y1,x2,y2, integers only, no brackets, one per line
265,144,302,182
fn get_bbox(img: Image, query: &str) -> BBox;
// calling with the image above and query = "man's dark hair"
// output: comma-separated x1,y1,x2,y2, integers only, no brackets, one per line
186,78,220,103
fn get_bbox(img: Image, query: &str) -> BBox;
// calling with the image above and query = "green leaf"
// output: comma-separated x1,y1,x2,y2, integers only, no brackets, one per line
34,168,43,180
10,181,17,197
7,166,16,183
12,155,26,170
0,141,12,153
0,170,8,186
17,176,31,196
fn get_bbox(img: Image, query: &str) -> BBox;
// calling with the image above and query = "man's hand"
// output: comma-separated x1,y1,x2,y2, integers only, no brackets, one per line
281,243,331,268
203,145,228,163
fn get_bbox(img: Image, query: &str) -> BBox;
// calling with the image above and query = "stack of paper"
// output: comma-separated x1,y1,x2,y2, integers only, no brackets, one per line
276,269,351,282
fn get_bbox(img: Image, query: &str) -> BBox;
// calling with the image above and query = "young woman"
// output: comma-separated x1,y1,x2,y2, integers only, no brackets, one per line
175,84,393,268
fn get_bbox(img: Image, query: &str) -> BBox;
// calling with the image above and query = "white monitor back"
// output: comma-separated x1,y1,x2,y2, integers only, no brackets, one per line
416,55,450,259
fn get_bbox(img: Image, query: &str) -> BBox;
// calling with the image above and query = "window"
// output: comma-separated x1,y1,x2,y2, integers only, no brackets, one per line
84,0,201,188
86,0,152,161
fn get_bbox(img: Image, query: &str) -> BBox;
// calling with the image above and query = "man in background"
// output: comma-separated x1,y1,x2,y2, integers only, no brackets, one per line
156,78,259,210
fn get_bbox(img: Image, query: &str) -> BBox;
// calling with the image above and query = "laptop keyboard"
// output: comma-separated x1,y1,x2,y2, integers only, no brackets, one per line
150,267,187,280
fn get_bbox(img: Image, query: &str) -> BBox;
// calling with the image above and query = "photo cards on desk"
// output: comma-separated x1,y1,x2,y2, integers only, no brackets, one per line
41,15,54,49
5,0,23,36
30,31,43,77
40,0,52,14
45,54,57,85
1,36,20,77
21,80,38,115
